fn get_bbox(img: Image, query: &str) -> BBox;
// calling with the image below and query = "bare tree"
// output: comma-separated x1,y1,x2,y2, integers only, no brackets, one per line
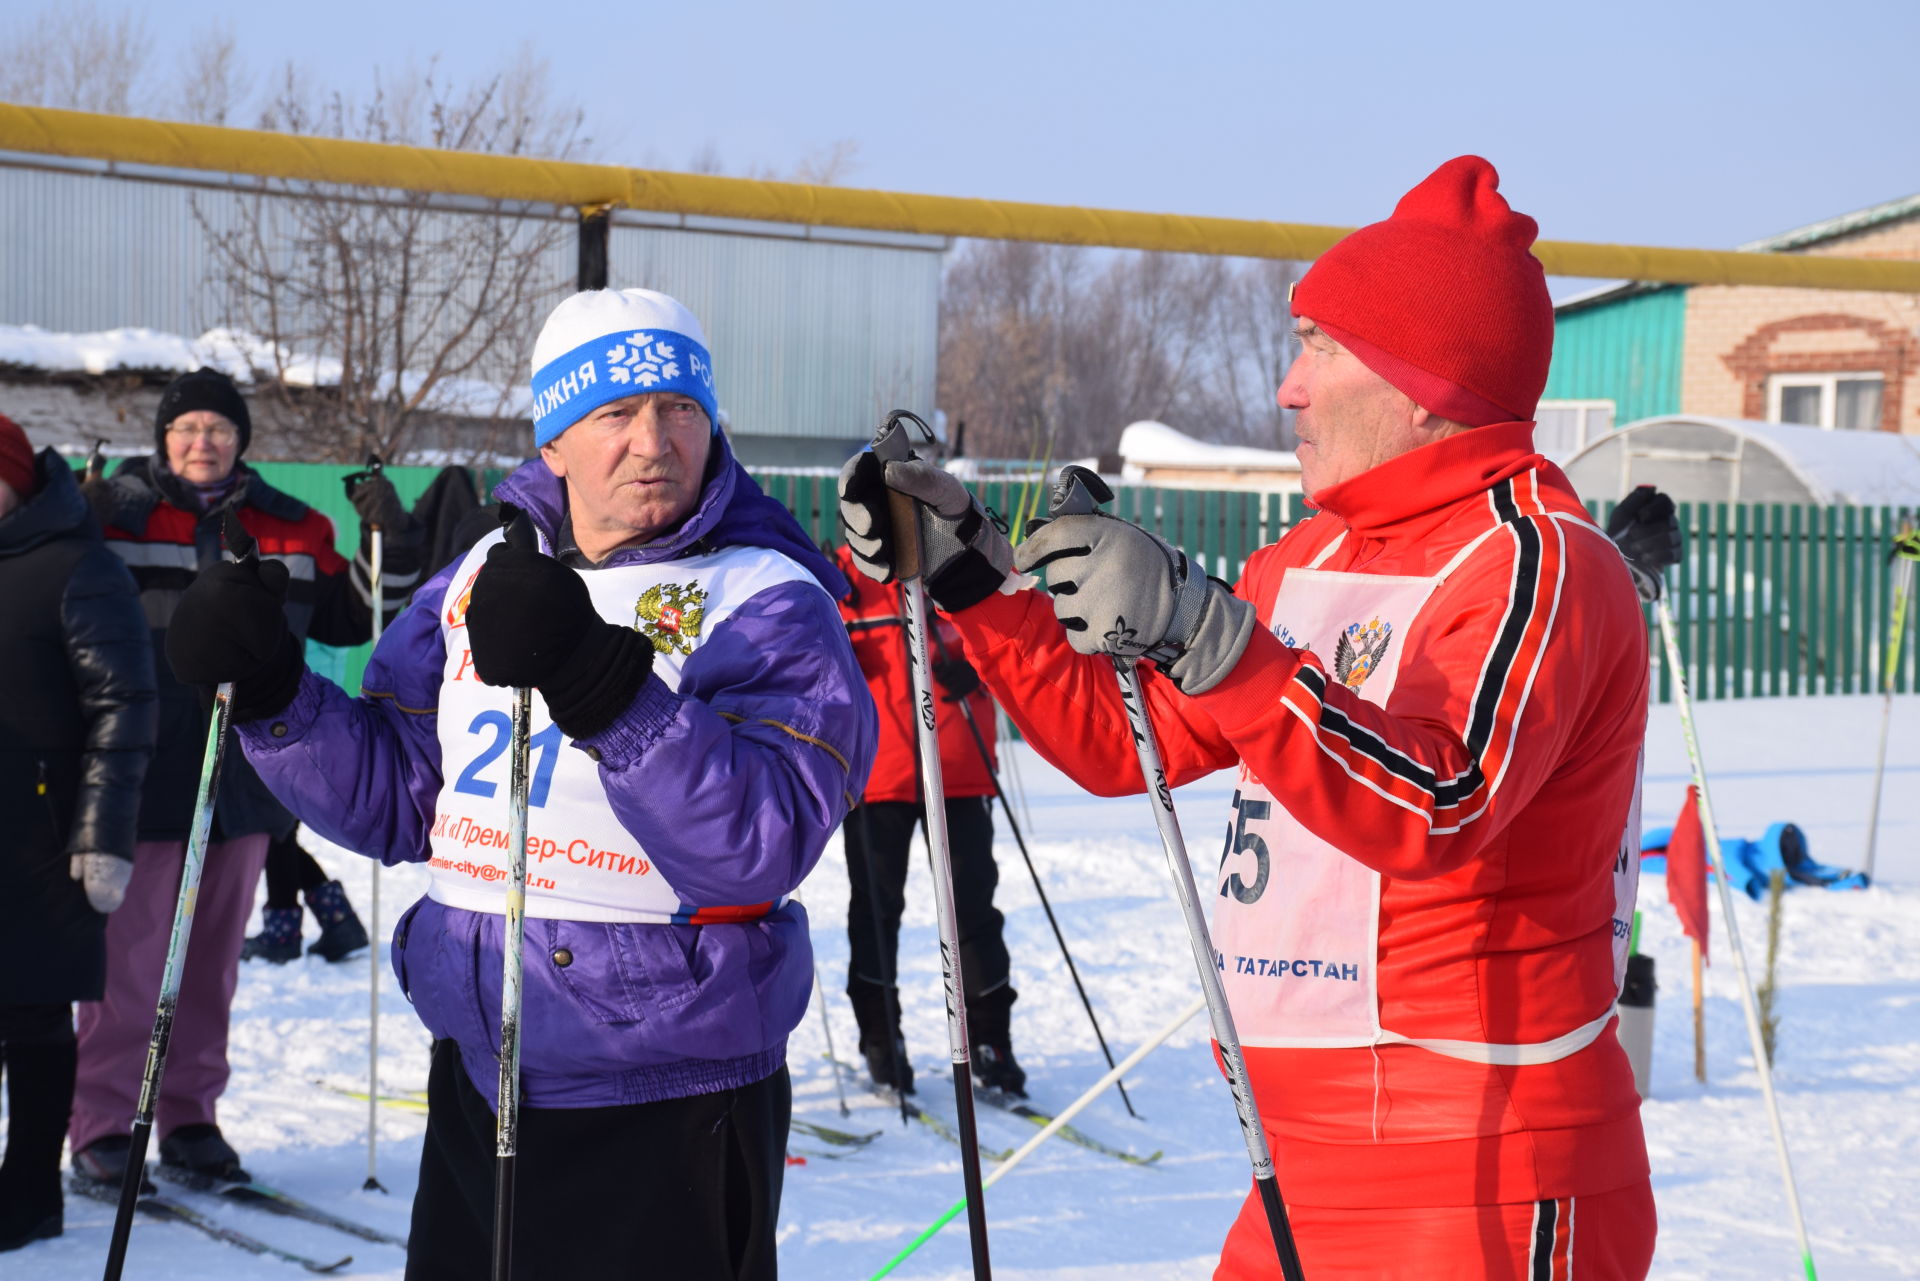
173,21,253,127
0,3,151,115
937,240,1303,460
195,50,590,463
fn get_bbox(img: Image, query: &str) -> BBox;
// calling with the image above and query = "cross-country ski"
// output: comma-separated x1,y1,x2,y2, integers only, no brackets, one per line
68,1177,354,1274
153,1165,410,1248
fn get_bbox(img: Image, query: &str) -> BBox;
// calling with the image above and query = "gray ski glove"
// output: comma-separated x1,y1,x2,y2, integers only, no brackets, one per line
71,852,134,914
837,451,1015,612
1016,512,1255,694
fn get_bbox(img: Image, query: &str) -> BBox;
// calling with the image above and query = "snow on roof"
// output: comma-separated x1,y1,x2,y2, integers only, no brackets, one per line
1117,420,1297,470
1574,415,1920,506
0,322,529,419
0,323,246,378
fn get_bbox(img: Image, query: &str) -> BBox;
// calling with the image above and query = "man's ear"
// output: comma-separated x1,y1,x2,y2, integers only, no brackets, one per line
539,439,568,478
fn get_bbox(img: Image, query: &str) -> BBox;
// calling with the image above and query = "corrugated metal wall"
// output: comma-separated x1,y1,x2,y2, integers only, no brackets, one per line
608,221,941,440
1545,286,1688,425
0,157,942,446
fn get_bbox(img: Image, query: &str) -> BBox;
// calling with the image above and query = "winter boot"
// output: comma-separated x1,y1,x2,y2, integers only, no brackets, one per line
848,981,914,1095
967,984,1027,1098
1,1034,73,1250
0,1200,61,1253
305,880,369,962
71,1136,156,1195
240,907,303,964
158,1123,251,1186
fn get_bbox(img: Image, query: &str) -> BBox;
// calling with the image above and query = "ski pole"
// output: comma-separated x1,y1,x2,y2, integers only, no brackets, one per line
103,522,258,1281
868,994,1205,1281
345,453,390,1193
1655,598,1818,1281
1864,522,1917,880
1048,465,1306,1281
873,409,993,1281
492,516,537,1281
927,623,1140,1119
814,967,851,1118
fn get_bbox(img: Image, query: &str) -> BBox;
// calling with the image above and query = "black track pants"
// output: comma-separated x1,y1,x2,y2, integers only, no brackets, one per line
262,826,330,910
845,796,1009,1013
405,1040,791,1281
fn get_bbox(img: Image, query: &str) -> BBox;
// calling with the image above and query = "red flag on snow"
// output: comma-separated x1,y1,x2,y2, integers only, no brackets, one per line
1667,785,1709,961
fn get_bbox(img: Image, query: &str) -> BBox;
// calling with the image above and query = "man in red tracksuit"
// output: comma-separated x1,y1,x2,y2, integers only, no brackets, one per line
832,542,1025,1098
839,157,1662,1278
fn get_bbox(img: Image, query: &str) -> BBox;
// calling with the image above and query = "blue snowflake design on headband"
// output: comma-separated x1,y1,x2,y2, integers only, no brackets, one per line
531,327,717,446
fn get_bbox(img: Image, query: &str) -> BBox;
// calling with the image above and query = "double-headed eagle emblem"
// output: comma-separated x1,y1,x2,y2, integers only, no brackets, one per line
1333,617,1393,690
633,582,708,656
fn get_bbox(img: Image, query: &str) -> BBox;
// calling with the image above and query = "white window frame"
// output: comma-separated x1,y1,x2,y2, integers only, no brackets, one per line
1766,371,1884,431
1534,399,1616,452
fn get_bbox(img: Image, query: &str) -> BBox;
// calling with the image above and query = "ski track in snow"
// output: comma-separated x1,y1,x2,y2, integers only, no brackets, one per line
6,693,1918,1278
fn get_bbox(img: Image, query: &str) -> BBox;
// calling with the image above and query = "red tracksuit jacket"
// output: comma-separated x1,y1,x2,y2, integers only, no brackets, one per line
949,423,1650,1220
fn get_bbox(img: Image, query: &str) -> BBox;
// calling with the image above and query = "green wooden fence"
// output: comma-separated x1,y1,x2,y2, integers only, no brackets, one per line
721,475,1920,706
193,461,1917,706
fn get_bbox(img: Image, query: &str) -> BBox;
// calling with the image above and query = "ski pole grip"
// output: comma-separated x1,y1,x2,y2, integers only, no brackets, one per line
1048,464,1112,519
221,511,259,565
870,415,924,583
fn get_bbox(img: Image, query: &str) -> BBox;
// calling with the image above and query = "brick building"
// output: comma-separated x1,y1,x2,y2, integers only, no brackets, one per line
1537,192,1920,456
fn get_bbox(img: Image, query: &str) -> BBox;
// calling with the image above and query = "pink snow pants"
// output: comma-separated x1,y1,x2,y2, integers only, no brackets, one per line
69,834,269,1152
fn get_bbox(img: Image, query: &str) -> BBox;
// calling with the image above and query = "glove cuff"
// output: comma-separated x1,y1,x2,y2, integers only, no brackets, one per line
230,630,308,724
540,622,658,740
1166,584,1257,695
928,552,1010,613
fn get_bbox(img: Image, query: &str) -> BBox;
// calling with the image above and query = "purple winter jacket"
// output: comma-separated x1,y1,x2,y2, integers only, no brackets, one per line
237,443,876,1109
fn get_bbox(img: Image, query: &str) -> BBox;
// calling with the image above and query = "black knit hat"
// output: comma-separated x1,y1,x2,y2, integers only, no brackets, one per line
155,368,252,456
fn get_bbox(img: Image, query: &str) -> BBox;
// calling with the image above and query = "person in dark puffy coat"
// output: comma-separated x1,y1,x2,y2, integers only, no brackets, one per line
0,417,156,1253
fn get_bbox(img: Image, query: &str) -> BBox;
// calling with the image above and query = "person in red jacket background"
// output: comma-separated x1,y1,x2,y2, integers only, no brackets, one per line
832,541,1025,1097
840,158,1674,1278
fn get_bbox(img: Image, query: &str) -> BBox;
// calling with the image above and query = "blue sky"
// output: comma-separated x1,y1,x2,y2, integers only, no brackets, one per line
56,0,1920,269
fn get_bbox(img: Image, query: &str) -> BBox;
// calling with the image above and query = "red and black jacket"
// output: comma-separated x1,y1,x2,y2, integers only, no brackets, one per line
94,456,372,841
833,544,996,805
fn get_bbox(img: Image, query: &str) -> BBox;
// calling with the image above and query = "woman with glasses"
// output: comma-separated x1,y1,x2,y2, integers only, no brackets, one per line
69,368,418,1193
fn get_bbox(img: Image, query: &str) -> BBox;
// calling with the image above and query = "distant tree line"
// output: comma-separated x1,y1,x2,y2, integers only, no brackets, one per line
937,241,1303,463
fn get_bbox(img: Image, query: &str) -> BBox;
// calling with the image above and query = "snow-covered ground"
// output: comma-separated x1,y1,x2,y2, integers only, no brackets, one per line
9,692,1919,1279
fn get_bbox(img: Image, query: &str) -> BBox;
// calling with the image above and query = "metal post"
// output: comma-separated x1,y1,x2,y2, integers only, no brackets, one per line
577,205,611,291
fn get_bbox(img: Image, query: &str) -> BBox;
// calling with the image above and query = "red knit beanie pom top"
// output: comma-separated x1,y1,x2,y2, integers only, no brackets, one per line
1290,155,1554,426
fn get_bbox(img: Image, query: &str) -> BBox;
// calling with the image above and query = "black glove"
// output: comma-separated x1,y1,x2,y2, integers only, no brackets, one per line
166,513,306,723
465,511,655,739
347,470,408,531
837,451,1014,612
932,655,982,702
1605,485,1683,602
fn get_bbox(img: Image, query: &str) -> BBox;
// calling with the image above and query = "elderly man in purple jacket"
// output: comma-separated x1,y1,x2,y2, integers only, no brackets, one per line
167,289,876,1280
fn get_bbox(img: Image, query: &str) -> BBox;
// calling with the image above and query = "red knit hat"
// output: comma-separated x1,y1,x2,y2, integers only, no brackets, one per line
0,414,36,500
1290,156,1553,426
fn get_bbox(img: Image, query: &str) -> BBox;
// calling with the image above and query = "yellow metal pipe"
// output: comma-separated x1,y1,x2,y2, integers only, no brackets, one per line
6,102,1919,294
